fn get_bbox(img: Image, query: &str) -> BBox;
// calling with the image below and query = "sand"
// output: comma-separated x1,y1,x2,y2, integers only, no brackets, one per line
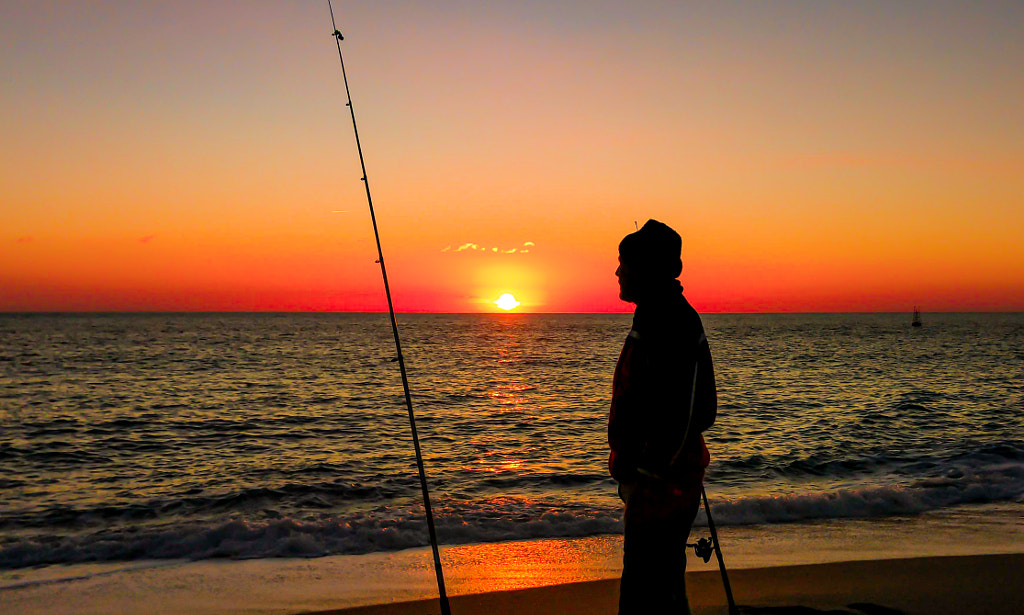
299,553,1024,615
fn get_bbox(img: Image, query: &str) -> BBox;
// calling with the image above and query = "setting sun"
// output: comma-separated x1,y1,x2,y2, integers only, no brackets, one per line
494,293,520,311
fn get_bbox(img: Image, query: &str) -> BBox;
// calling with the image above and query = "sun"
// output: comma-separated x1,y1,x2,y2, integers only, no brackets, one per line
494,293,520,311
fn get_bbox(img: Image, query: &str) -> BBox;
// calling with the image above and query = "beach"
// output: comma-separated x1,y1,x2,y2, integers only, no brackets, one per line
4,505,1022,614
304,554,1023,615
5,547,1022,614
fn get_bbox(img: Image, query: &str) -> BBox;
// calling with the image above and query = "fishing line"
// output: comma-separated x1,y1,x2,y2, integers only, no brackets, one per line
325,3,452,614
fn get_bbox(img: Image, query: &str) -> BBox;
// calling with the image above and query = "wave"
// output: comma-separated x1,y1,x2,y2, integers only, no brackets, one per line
0,479,417,531
711,441,1024,484
703,474,1023,527
0,499,623,569
2,455,1020,570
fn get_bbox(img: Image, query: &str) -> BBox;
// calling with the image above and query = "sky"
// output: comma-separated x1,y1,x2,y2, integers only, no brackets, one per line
2,1,1022,313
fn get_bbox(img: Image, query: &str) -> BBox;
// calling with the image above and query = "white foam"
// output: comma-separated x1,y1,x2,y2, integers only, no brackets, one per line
3,458,1021,569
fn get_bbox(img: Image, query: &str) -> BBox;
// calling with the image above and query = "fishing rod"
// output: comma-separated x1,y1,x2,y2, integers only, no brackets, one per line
677,360,739,615
701,483,738,615
325,3,451,614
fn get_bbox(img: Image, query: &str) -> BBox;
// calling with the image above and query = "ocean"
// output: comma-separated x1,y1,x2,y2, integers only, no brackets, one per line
1,312,1022,612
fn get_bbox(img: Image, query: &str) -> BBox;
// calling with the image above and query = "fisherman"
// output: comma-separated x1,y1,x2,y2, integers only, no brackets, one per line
609,219,717,614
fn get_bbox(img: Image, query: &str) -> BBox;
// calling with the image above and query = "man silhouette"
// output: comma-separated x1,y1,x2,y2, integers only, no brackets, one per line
609,219,717,614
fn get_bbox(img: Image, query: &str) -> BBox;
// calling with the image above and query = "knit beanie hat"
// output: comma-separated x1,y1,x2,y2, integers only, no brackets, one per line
618,219,683,280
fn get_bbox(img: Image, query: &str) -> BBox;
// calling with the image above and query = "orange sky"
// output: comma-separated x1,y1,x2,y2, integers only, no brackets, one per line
2,1,1022,313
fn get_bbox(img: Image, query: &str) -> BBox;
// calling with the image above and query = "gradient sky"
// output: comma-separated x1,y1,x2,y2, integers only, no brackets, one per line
3,1,1022,313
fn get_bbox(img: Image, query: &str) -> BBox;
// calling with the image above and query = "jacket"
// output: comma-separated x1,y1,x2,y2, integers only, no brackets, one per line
608,282,717,486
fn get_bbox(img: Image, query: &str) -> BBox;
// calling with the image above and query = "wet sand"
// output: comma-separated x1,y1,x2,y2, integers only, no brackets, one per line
299,553,1023,615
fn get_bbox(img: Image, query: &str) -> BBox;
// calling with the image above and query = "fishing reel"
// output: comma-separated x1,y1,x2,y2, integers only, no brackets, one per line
688,536,716,563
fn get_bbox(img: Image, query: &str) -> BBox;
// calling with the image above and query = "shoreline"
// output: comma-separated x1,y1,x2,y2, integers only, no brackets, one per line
3,503,1022,614
298,553,1024,615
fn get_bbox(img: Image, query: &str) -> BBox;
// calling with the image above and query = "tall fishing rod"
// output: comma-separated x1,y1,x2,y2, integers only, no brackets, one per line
325,3,451,614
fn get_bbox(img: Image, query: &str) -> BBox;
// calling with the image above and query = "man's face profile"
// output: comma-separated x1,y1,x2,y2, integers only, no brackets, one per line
616,257,638,303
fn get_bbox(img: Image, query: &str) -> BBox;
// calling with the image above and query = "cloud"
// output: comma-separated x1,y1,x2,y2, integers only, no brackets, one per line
16,236,33,243
139,235,156,244
447,241,535,254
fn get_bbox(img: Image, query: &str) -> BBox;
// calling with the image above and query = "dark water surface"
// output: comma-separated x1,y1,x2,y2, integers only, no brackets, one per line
1,313,1021,568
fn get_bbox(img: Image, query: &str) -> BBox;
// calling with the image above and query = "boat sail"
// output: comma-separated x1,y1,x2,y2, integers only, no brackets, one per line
912,306,922,327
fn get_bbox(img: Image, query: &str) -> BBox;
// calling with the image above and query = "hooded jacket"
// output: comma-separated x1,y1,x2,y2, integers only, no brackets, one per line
608,282,716,486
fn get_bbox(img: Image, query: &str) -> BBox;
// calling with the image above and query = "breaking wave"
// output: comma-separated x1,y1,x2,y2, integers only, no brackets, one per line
3,453,1020,569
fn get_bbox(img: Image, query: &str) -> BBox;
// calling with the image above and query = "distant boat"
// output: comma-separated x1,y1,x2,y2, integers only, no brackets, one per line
912,306,922,327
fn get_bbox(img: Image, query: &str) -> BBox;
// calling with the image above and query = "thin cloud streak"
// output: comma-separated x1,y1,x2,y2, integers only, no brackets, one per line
446,241,536,254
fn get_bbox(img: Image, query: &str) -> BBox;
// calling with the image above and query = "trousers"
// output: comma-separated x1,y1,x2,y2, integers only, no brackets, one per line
618,479,702,615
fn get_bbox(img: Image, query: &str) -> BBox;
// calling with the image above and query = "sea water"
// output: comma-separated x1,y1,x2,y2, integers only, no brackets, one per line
1,313,1022,612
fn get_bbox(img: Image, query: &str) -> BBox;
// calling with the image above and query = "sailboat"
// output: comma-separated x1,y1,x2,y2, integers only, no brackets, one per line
912,306,922,327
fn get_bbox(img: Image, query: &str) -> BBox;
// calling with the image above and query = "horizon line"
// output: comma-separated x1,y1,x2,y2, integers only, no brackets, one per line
2,309,1022,315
